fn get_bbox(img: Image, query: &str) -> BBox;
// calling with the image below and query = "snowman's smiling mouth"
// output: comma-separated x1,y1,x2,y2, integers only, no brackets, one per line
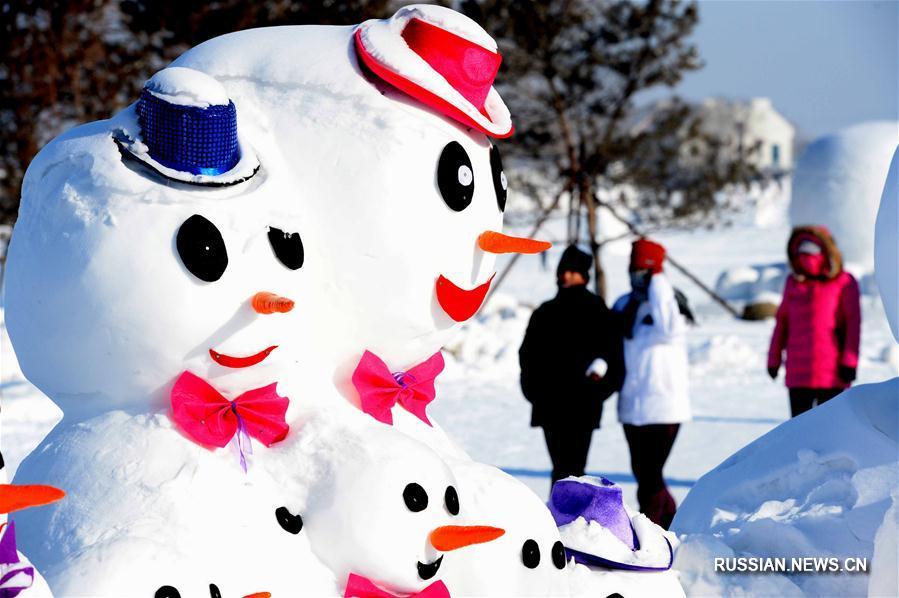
416,555,443,580
209,346,278,369
435,275,495,323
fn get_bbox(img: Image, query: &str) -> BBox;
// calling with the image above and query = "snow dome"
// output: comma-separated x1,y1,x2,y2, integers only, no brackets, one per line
790,121,898,270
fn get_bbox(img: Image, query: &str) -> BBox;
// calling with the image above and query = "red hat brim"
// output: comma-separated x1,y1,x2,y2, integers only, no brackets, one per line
354,26,513,139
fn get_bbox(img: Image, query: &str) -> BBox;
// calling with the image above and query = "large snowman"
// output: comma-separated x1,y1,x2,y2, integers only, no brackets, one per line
171,4,550,457
5,64,341,595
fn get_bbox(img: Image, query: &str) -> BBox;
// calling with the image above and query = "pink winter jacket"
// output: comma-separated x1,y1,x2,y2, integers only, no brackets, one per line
767,271,861,389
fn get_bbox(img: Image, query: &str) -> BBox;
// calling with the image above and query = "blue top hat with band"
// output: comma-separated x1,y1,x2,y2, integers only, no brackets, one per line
117,67,259,186
548,476,674,572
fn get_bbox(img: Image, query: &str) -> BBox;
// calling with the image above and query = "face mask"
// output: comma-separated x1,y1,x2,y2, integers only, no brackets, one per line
797,252,827,277
630,270,650,291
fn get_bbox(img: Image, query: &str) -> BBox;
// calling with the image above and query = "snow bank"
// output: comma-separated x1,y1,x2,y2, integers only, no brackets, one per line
672,379,898,597
790,121,898,271
714,263,787,306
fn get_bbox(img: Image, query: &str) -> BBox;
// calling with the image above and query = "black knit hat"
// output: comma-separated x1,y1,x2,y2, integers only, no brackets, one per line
556,245,592,281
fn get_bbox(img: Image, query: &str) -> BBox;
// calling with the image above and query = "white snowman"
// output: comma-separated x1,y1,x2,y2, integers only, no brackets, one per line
438,461,572,597
5,67,335,595
296,412,504,597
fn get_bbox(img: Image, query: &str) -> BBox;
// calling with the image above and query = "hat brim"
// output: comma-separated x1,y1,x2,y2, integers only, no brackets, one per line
113,105,260,187
564,537,674,572
354,24,513,139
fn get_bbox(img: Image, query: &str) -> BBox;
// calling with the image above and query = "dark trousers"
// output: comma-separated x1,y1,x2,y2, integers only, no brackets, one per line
623,423,680,530
543,425,594,485
789,387,843,417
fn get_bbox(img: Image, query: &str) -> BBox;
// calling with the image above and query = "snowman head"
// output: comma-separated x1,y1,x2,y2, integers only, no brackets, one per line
440,463,571,597
170,6,550,389
303,423,503,595
5,67,309,421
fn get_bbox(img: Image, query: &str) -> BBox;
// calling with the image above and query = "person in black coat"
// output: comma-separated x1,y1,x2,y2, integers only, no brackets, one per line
519,245,625,485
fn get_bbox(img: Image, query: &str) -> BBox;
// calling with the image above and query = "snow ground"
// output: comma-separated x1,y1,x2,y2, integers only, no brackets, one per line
1,210,895,524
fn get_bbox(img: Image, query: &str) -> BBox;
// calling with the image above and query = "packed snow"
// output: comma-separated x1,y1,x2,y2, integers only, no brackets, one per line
790,120,897,270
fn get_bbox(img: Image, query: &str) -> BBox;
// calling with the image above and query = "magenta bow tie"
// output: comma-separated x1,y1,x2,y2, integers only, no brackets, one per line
351,351,444,426
344,573,449,598
170,371,289,471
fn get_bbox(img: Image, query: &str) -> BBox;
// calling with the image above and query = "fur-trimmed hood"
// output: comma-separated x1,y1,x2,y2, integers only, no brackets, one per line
787,225,843,280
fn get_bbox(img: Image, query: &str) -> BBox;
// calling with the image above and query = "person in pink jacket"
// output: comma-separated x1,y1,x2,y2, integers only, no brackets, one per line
768,225,861,417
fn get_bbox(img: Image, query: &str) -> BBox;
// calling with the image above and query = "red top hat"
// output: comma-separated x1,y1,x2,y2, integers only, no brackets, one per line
354,5,513,138
631,238,666,274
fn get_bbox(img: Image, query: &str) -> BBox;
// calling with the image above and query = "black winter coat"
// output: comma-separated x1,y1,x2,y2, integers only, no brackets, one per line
518,285,625,429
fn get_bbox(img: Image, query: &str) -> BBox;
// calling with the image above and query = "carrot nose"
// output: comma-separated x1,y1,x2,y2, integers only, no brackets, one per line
430,525,505,551
243,593,271,598
478,231,552,255
0,484,65,515
251,292,294,314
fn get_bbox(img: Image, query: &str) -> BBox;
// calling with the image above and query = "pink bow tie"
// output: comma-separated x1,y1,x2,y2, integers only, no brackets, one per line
170,372,289,469
344,574,450,598
351,351,444,426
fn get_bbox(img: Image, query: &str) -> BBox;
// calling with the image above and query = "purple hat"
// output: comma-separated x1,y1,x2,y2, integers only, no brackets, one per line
548,476,673,572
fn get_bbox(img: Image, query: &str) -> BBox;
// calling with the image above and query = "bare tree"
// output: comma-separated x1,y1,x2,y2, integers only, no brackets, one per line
0,0,389,224
464,0,762,298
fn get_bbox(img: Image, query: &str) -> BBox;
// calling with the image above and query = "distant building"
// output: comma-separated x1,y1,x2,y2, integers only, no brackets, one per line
630,97,797,176
697,97,796,174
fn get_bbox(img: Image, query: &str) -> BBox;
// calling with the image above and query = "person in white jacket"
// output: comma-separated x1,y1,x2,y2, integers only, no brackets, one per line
612,238,691,529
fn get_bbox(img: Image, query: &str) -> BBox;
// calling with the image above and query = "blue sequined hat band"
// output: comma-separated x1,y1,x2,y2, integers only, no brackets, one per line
136,90,240,176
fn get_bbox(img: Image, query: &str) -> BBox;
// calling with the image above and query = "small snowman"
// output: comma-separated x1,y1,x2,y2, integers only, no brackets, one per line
299,414,504,597
548,477,686,597
438,462,571,597
5,66,332,595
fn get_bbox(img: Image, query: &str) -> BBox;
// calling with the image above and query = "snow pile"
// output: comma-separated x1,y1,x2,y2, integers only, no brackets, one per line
714,263,787,305
444,292,531,375
689,334,760,373
673,379,898,597
790,121,898,271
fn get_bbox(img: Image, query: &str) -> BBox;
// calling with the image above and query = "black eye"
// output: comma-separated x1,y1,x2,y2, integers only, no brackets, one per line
176,215,228,282
155,587,181,598
209,584,222,598
444,486,460,516
275,506,304,534
522,539,541,568
403,482,429,512
268,227,304,270
490,145,507,212
437,141,474,212
551,540,566,569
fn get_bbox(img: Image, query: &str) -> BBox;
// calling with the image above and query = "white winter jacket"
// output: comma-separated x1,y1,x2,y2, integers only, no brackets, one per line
612,274,691,425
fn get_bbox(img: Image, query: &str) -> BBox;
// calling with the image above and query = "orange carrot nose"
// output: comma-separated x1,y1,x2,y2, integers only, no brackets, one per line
0,484,65,515
251,292,294,314
478,231,552,255
430,525,505,551
243,593,271,598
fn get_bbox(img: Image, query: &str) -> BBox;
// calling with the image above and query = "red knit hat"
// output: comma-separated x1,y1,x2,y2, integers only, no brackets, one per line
630,239,666,273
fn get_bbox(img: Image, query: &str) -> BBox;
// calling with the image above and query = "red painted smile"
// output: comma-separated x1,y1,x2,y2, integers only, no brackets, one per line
435,274,495,322
209,346,278,369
